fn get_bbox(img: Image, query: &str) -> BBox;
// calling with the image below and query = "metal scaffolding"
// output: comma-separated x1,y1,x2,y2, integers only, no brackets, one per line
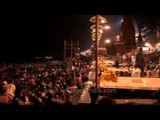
64,39,80,60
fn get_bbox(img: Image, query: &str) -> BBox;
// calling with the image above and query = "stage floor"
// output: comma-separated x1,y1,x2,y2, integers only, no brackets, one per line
100,77,160,90
113,99,158,105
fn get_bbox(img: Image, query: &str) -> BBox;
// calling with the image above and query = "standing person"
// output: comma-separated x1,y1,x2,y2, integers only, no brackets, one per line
88,61,96,83
127,52,132,64
136,47,145,77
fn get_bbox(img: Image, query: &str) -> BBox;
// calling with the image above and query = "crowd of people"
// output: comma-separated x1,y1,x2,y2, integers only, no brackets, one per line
0,48,160,105
0,58,92,105
113,48,160,78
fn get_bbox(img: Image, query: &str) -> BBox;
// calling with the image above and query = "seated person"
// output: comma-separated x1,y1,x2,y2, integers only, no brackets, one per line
131,65,141,77
0,83,13,104
146,65,152,78
154,64,160,78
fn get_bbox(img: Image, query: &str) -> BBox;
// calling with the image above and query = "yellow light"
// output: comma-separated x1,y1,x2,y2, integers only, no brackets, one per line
99,16,107,23
100,19,105,23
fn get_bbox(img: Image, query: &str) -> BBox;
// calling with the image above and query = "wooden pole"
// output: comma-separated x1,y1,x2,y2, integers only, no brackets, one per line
95,15,99,89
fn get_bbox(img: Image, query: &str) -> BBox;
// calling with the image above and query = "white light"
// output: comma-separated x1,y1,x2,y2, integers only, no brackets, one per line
105,39,111,44
99,29,103,34
91,45,94,48
142,47,149,51
121,19,123,22
135,32,139,37
145,42,150,46
104,25,110,30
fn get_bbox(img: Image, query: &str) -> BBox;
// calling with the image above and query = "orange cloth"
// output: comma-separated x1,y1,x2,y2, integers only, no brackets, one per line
99,63,108,70
98,58,118,82
100,70,118,82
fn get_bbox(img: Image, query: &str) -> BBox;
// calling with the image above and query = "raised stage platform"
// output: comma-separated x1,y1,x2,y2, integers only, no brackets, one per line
100,77,160,90
70,77,160,105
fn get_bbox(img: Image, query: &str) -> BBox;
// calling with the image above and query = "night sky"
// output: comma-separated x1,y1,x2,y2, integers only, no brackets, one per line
1,12,160,62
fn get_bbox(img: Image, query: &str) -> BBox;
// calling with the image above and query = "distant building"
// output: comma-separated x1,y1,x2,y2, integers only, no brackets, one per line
64,39,80,60
113,35,126,54
114,16,136,55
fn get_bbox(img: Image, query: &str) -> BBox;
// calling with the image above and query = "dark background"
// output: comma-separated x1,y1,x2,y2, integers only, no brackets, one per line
1,3,160,62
